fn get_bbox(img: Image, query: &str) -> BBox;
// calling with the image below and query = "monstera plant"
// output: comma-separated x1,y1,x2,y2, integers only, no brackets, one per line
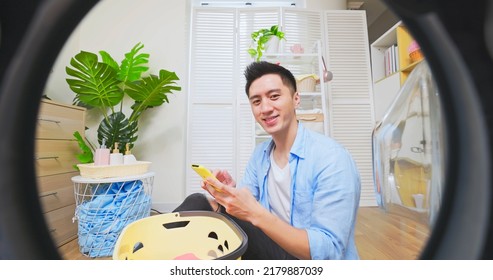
66,42,181,158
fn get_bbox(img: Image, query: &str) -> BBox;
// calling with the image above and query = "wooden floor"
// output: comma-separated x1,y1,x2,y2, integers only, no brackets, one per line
354,206,430,260
58,206,430,260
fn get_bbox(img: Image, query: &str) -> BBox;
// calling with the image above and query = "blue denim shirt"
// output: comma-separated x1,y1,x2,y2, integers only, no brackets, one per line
239,123,361,260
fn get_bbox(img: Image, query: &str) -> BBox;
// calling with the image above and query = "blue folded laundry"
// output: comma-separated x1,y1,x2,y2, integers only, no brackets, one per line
75,180,151,258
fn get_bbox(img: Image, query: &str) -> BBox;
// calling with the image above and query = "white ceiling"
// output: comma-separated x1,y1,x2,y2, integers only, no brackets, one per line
348,0,388,26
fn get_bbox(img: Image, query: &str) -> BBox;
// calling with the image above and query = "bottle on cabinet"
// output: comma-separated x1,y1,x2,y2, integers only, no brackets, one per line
109,142,124,165
94,139,110,166
123,143,137,165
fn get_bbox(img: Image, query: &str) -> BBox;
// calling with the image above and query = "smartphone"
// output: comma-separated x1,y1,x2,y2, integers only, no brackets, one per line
191,164,220,191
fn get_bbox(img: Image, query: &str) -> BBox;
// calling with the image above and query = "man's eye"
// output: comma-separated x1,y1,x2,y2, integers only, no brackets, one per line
270,95,280,100
252,100,260,105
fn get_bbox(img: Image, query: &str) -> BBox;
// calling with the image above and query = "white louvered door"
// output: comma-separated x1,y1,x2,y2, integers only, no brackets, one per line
324,10,376,206
187,8,239,195
187,7,376,206
282,8,324,53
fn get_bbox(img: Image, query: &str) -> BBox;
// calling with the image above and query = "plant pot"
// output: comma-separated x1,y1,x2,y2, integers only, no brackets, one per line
264,36,280,54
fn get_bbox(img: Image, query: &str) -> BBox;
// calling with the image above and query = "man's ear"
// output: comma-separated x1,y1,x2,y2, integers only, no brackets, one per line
293,91,301,108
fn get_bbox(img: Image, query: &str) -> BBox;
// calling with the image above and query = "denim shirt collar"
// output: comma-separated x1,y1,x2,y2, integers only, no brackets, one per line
262,122,307,160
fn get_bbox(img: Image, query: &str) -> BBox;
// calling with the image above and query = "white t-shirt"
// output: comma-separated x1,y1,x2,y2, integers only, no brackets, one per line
267,150,291,223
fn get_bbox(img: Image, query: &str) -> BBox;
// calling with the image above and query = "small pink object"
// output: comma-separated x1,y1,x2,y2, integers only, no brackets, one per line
407,40,420,53
173,252,201,260
94,139,110,166
290,44,304,54
408,40,424,62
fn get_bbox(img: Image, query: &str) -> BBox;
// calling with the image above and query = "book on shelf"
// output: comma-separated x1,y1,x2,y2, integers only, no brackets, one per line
383,44,399,78
394,44,399,72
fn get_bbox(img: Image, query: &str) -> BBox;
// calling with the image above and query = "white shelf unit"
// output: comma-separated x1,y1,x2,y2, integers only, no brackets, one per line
255,40,329,144
371,22,401,123
370,21,423,123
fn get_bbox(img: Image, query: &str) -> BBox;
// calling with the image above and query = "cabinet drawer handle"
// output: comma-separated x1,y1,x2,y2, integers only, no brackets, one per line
39,192,58,198
49,228,57,233
38,118,61,124
35,156,59,160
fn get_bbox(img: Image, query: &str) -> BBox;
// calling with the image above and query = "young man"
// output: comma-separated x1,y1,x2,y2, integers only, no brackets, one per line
175,61,361,260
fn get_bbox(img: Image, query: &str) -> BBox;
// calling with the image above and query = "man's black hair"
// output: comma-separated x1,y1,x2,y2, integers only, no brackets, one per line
244,61,297,97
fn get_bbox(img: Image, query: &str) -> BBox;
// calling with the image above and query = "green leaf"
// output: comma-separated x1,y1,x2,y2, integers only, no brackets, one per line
73,131,94,170
99,51,120,72
119,42,150,83
247,48,257,58
97,112,138,153
66,51,124,108
72,95,93,109
125,69,181,122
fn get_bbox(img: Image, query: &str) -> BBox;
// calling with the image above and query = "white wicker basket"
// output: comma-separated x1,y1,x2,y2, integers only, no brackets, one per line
71,172,154,258
296,74,319,92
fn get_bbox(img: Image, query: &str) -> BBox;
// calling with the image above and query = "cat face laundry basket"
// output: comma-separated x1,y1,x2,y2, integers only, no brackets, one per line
112,211,248,260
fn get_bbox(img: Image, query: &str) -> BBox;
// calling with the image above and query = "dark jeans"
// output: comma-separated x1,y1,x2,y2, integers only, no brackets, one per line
173,193,298,260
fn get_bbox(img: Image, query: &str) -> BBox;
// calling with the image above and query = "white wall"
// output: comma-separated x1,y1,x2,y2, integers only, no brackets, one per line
44,0,189,211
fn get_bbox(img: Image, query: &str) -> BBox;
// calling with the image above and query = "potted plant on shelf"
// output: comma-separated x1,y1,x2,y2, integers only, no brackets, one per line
247,25,285,62
65,42,181,165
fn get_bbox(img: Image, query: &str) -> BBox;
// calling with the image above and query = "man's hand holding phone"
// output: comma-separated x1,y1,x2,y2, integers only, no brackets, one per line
191,164,221,191
191,164,262,224
191,164,236,192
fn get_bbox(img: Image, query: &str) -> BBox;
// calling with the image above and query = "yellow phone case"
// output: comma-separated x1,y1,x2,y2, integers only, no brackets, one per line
191,164,216,181
191,164,222,192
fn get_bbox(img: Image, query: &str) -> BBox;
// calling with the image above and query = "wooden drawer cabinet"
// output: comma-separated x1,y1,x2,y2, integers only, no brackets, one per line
35,140,81,176
45,204,78,246
37,172,79,213
35,99,86,247
37,100,86,140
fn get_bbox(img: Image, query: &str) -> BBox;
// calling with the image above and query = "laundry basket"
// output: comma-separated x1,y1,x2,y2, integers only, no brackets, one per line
71,172,154,258
112,211,248,260
296,74,319,92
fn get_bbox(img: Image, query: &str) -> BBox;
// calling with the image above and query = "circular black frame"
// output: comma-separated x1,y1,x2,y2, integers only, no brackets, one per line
0,0,491,259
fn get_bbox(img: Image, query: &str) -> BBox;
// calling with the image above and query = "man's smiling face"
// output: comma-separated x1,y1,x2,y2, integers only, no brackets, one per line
248,73,300,137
